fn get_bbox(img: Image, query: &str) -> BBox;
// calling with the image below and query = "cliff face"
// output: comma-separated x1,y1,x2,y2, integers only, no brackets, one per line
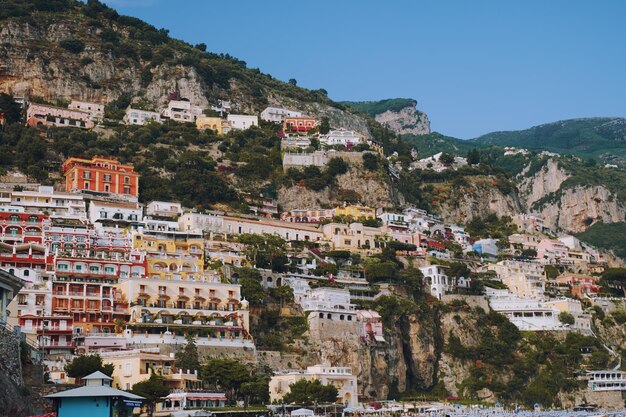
0,326,32,416
375,105,431,136
277,164,397,211
433,177,523,224
518,159,570,207
537,185,625,233
516,159,625,233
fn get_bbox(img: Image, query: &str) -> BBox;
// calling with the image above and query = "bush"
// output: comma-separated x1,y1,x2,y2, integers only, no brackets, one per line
59,39,85,54
558,311,575,325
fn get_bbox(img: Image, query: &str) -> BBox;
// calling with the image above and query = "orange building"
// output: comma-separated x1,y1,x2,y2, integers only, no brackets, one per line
63,156,139,197
283,116,317,133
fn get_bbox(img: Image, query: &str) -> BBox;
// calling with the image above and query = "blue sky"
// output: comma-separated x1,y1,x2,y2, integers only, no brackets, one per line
103,0,626,139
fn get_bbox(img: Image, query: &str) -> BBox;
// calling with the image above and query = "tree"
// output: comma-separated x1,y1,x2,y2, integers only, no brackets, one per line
362,153,378,171
282,379,339,405
175,333,200,372
194,42,207,51
365,261,398,283
326,157,348,177
558,311,575,325
201,358,251,401
447,262,471,279
64,354,114,380
240,380,270,405
288,78,298,86
237,268,265,306
319,116,330,134
0,93,22,124
439,152,455,165
600,268,626,296
132,373,170,417
466,148,480,165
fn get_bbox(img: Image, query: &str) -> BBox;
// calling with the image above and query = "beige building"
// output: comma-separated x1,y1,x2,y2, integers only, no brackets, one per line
120,277,250,333
100,348,202,391
321,222,384,251
269,365,357,406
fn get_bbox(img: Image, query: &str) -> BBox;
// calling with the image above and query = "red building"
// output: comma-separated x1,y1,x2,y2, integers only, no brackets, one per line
0,242,52,273
555,274,601,298
51,252,146,334
283,116,317,133
19,314,74,355
0,211,49,244
63,156,139,198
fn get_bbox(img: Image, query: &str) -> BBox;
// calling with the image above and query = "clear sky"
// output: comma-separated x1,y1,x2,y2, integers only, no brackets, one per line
103,0,626,139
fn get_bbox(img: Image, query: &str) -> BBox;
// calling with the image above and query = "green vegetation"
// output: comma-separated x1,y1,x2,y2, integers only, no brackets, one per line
576,222,626,259
558,311,575,325
282,379,339,405
465,213,518,239
201,359,270,405
340,98,417,116
174,333,200,372
132,373,170,417
283,157,350,192
64,354,114,379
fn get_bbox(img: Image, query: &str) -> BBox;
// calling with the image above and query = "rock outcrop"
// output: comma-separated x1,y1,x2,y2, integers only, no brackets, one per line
277,164,396,211
375,105,431,136
434,177,523,223
537,185,624,233
518,159,570,208
0,326,32,416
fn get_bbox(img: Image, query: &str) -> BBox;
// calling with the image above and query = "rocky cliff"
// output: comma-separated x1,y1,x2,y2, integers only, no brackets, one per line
375,105,431,136
516,158,625,233
0,326,32,416
277,163,397,211
432,177,523,224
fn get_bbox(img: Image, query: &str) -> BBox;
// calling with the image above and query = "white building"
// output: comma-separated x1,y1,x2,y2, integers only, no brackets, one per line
123,108,161,125
145,201,182,219
587,371,626,391
319,129,363,147
178,212,223,234
487,289,571,332
300,287,356,321
88,201,143,229
7,186,86,220
162,100,203,123
269,365,358,406
412,152,468,172
260,107,302,123
227,114,259,130
68,100,104,120
284,277,311,304
419,265,451,299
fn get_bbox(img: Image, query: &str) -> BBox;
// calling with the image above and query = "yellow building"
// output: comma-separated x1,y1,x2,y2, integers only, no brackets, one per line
196,116,231,135
100,348,202,391
133,234,205,281
334,205,376,220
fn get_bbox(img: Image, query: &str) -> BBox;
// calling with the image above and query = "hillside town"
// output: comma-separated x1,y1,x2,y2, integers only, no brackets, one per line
0,93,625,416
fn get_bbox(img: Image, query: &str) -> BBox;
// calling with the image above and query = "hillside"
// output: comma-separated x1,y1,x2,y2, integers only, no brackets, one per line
0,0,371,132
472,117,626,166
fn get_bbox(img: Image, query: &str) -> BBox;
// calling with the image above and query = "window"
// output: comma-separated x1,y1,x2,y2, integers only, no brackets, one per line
103,174,111,182
124,176,130,184
100,211,108,219
84,181,90,189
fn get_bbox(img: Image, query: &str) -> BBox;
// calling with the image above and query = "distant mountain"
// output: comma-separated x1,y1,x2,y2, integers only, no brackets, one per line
471,117,626,165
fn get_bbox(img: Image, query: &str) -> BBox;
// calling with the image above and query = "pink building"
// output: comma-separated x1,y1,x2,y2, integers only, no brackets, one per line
358,310,384,342
537,239,568,263
26,103,95,129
